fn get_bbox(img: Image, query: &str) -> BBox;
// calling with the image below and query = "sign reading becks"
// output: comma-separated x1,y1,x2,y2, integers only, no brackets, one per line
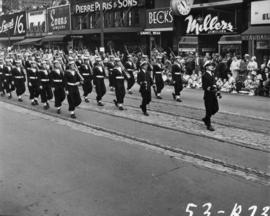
0,12,26,37
47,5,70,32
251,0,270,25
146,8,173,30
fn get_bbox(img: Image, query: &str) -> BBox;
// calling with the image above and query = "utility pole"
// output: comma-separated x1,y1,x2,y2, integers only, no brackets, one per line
100,0,104,51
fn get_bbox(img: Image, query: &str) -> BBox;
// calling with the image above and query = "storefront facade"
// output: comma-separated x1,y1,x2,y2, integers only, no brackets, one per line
44,4,71,51
144,7,174,51
0,11,27,48
172,0,247,56
242,0,270,65
70,0,146,52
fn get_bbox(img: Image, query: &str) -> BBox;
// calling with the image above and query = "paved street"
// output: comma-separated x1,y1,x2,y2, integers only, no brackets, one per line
0,85,269,216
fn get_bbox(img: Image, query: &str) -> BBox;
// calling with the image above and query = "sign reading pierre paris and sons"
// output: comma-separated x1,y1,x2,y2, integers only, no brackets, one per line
73,0,143,14
184,14,235,35
0,12,26,37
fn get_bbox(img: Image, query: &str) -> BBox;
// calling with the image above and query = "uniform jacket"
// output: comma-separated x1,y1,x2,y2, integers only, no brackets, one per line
137,69,153,93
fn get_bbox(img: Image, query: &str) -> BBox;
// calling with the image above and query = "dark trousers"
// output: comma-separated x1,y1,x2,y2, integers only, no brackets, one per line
4,77,15,93
140,89,151,113
40,83,53,103
54,87,65,108
14,80,26,96
95,80,106,102
0,76,5,93
109,73,115,88
155,76,164,94
174,81,183,96
115,81,125,104
67,86,81,111
127,74,135,90
204,96,219,126
28,84,40,100
82,80,93,97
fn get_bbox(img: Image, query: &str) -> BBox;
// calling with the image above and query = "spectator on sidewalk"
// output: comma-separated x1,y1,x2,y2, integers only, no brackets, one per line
230,56,241,80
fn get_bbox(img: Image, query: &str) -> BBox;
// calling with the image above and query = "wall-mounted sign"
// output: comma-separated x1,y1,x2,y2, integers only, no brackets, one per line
0,12,26,37
170,0,194,16
242,34,270,41
251,0,270,25
72,0,142,14
47,5,71,32
256,40,270,49
27,10,46,35
185,14,234,35
146,8,173,30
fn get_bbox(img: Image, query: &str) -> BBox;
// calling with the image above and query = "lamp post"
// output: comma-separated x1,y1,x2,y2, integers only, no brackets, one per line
100,0,104,51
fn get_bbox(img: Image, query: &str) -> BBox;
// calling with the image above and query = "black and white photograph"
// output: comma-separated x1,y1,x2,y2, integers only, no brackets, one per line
0,0,269,215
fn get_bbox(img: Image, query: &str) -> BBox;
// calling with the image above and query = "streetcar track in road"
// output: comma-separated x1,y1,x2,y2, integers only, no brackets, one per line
1,95,269,154
1,100,269,186
93,92,270,136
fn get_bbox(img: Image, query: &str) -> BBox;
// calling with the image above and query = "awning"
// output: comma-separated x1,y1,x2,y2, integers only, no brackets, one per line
144,27,173,32
179,36,198,45
0,36,25,41
15,38,42,45
242,26,270,40
41,35,67,42
218,35,242,45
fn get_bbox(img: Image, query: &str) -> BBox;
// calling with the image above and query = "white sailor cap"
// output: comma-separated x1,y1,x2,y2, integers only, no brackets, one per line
95,57,102,61
115,57,121,62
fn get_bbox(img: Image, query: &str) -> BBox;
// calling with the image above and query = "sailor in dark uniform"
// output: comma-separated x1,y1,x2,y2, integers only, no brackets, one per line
3,58,15,99
27,61,40,105
202,61,219,131
153,55,165,99
171,56,184,102
112,58,127,110
38,61,53,110
64,60,82,118
137,61,154,116
125,55,136,94
12,60,26,102
50,60,66,114
0,58,5,96
107,55,115,91
79,56,93,103
93,57,106,106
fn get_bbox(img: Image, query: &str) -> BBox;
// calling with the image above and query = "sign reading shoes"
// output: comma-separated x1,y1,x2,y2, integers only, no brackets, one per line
185,14,234,35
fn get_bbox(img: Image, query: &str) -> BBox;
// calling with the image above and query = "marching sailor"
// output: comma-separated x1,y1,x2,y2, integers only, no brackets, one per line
12,60,26,102
93,57,106,106
79,56,93,103
137,61,154,116
64,60,82,119
171,56,184,102
125,55,136,94
27,61,40,105
107,55,115,91
152,55,165,99
3,58,15,99
38,61,53,110
0,58,5,96
112,57,127,110
50,60,66,114
202,61,220,131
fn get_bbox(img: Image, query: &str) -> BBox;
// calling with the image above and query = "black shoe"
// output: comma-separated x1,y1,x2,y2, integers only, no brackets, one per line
98,101,104,106
43,104,49,110
156,95,162,99
8,94,12,99
57,109,61,114
119,106,124,111
0,92,5,97
176,98,182,102
143,112,149,116
18,98,23,102
85,98,90,103
34,100,39,105
128,90,133,94
113,99,118,107
46,102,50,108
172,93,176,100
31,101,36,106
207,125,215,131
202,118,207,126
71,114,76,119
